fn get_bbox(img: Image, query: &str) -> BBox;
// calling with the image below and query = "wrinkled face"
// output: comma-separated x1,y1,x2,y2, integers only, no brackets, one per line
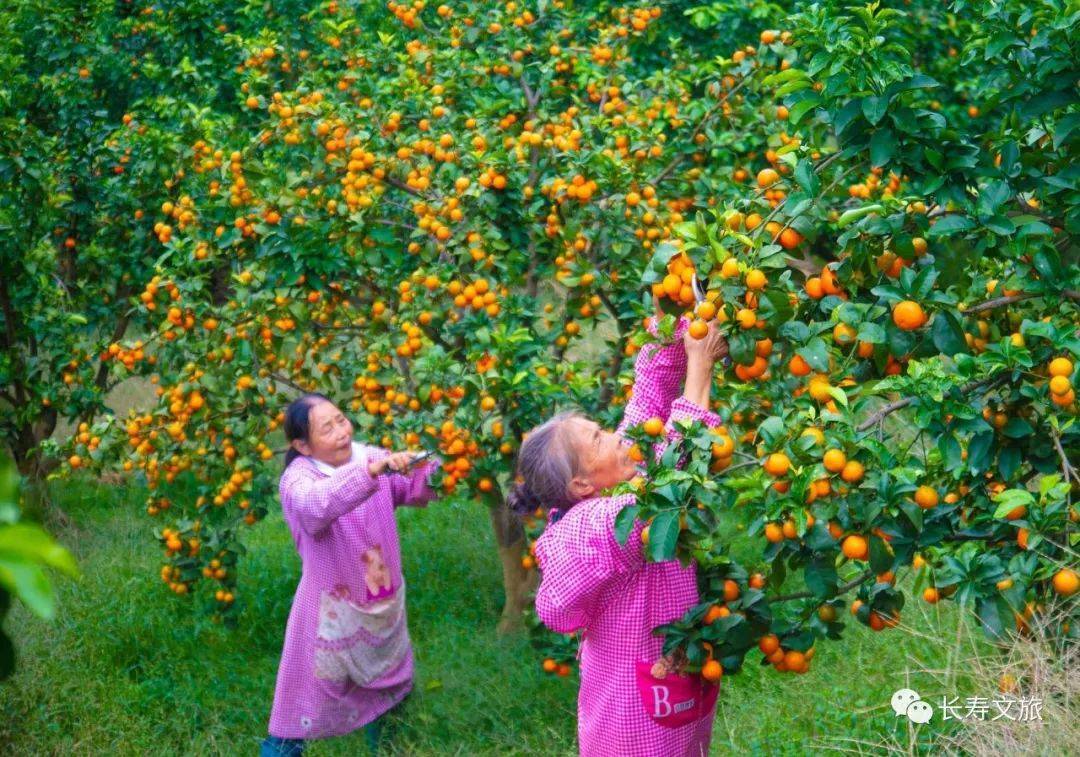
292,400,354,468
562,416,638,500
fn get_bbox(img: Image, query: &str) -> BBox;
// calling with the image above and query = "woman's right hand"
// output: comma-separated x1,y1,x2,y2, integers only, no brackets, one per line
683,319,729,366
368,451,421,477
681,320,727,410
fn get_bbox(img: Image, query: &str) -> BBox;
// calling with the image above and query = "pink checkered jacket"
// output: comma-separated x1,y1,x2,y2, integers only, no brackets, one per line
268,445,438,739
534,317,721,756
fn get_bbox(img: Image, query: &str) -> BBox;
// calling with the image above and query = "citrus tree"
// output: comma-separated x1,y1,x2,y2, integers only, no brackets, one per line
8,0,754,629
529,0,1079,677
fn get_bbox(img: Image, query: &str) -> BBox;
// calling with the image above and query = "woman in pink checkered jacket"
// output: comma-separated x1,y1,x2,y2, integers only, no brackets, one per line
508,316,729,756
262,393,440,756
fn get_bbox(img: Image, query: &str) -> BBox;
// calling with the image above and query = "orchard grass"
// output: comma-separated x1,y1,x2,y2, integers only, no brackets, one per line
1,476,986,755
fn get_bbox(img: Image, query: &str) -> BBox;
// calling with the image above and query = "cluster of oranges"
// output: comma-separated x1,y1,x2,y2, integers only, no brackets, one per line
758,633,815,674
543,173,599,205
66,422,101,470
447,277,502,317
138,275,180,313
101,340,149,371
145,496,171,516
847,166,902,200
212,466,254,507
541,658,573,676
159,564,189,595
1047,356,1075,408
387,1,422,29
190,139,224,175
612,5,662,34
652,249,699,308
435,419,480,493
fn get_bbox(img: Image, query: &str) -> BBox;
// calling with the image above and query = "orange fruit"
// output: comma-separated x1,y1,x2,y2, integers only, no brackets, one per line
892,300,927,330
787,354,812,376
759,634,780,655
763,453,790,477
688,319,709,339
840,460,865,483
1049,375,1071,395
832,323,857,345
1052,568,1078,596
757,168,780,187
1048,357,1073,377
542,658,558,673
643,417,665,436
764,522,784,543
720,257,741,278
704,604,727,625
1017,527,1029,550
817,605,836,622
841,534,869,560
745,269,767,290
822,449,846,473
701,659,723,683
781,519,798,540
735,308,757,329
804,277,824,299
783,650,805,669
914,485,939,509
923,587,940,604
778,227,802,250
749,572,766,589
723,579,740,602
695,301,717,320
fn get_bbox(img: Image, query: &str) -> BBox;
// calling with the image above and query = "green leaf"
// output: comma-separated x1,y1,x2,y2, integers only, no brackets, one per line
648,511,680,563
0,524,79,577
1032,249,1062,281
794,159,820,195
837,204,884,228
805,556,838,598
869,534,893,573
992,489,1034,519
862,96,889,126
928,215,975,237
613,505,640,545
931,310,968,356
857,322,886,344
796,337,830,372
787,94,822,126
0,559,55,619
869,130,897,166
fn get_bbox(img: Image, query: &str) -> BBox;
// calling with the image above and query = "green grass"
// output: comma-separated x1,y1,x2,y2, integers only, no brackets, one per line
1,478,990,755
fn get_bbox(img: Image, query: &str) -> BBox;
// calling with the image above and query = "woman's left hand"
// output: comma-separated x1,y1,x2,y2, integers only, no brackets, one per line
368,451,421,477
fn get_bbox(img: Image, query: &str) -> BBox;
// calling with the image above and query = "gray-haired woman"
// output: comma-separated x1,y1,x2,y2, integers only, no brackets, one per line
509,316,729,756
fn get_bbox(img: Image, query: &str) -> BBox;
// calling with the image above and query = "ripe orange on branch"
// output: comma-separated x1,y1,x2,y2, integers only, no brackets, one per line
892,300,927,330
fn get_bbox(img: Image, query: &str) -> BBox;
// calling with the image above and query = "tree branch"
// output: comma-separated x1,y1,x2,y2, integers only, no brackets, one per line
855,372,1010,432
769,569,874,604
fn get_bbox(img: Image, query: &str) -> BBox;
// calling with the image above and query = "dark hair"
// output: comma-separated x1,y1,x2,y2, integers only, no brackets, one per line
283,393,332,469
506,410,586,516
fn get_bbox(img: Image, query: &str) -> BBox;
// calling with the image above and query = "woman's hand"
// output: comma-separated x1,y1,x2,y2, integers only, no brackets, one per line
682,320,728,410
368,451,422,477
683,319,729,363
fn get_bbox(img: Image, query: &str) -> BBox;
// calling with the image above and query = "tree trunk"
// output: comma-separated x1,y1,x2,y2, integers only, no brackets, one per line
489,501,537,634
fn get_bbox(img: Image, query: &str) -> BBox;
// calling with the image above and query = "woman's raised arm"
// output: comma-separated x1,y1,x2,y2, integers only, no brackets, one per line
280,461,379,537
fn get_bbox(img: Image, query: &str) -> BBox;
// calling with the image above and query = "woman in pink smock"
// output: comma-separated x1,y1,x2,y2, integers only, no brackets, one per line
262,393,440,756
508,317,729,757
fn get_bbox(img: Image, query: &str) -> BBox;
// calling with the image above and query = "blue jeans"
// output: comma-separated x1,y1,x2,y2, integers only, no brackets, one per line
260,736,304,757
260,720,384,755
